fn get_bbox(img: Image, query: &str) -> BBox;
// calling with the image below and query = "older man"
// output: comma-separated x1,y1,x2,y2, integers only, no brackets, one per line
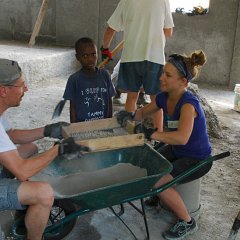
0,59,88,240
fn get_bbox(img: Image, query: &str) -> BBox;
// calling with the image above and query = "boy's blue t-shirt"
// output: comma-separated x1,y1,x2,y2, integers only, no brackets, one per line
63,68,116,122
156,91,211,160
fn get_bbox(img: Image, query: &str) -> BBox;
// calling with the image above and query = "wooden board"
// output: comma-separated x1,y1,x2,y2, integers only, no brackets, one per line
62,117,144,151
62,118,120,138
29,0,49,47
76,133,144,152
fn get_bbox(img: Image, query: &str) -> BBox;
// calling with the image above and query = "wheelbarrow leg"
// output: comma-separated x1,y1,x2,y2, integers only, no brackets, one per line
109,206,138,240
141,199,150,240
111,204,125,216
128,199,150,240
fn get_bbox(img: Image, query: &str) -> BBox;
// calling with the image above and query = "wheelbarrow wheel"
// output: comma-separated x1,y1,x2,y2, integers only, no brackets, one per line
45,199,77,240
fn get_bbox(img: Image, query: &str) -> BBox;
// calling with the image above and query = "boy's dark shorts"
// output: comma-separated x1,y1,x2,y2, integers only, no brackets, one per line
117,61,163,95
0,178,26,210
158,145,212,184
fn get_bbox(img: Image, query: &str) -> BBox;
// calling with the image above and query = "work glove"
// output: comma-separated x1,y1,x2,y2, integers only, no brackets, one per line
142,125,158,141
134,123,143,134
116,110,136,127
44,122,70,139
58,137,91,156
100,46,113,61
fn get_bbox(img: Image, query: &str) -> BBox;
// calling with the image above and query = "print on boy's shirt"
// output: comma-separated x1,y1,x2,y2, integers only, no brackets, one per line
86,111,104,121
84,97,91,107
81,87,107,96
63,67,116,123
82,87,107,108
79,86,107,121
94,94,105,106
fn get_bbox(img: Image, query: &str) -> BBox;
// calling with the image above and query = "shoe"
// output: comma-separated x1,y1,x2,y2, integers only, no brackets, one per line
162,218,198,240
144,195,160,209
137,93,151,106
113,97,125,105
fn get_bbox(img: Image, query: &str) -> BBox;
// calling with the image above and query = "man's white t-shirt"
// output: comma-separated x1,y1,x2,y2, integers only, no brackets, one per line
107,0,174,64
0,114,16,153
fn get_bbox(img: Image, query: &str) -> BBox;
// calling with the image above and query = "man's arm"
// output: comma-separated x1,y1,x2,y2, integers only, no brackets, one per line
0,137,90,181
7,122,69,143
164,28,173,38
7,127,44,145
0,145,58,181
102,26,117,48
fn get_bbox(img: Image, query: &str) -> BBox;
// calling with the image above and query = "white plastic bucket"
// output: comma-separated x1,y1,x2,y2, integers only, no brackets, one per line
160,178,202,220
234,84,240,112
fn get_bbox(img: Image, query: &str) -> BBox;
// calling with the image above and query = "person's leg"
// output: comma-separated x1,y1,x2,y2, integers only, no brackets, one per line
114,89,121,99
125,91,139,112
142,61,163,131
151,153,200,239
116,62,142,111
154,174,191,222
144,145,174,208
137,88,151,106
113,89,125,105
17,181,54,240
17,143,38,159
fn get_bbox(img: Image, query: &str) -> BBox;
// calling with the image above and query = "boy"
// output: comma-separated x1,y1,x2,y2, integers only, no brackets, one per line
63,37,116,123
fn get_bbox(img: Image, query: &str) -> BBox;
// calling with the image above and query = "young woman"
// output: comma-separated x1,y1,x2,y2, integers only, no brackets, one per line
117,50,212,240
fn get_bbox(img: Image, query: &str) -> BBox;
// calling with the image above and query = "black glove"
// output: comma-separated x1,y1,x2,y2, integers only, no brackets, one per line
100,46,113,61
142,125,157,140
134,123,143,134
44,122,70,139
58,137,91,155
117,111,135,127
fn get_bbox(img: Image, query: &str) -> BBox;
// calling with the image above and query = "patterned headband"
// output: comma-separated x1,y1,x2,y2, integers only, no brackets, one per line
168,54,192,81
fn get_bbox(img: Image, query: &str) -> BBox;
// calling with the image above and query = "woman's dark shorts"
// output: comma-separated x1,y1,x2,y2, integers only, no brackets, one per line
158,145,212,184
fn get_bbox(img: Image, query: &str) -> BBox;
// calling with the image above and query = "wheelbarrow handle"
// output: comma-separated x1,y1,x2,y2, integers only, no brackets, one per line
228,210,240,240
152,151,230,195
212,151,231,161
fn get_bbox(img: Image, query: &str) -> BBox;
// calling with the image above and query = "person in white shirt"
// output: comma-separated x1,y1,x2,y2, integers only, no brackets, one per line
101,0,174,132
0,59,89,240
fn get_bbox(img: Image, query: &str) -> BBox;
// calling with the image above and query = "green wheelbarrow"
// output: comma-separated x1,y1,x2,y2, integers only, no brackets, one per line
11,144,230,240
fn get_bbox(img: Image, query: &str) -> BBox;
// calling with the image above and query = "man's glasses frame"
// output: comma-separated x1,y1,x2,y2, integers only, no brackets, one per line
4,83,27,89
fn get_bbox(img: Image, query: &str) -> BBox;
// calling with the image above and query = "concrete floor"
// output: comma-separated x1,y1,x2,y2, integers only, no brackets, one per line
0,201,188,240
0,41,239,240
0,86,238,240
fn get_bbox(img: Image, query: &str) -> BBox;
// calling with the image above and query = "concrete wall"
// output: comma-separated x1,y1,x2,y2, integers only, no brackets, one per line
0,0,239,88
229,0,240,89
166,0,239,87
56,0,99,46
56,0,122,69
0,0,56,42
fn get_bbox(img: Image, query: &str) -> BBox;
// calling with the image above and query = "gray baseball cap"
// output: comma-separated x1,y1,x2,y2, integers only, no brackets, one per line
0,59,22,86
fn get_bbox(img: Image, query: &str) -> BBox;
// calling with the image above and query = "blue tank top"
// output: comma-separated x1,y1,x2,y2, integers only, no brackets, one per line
156,91,211,159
